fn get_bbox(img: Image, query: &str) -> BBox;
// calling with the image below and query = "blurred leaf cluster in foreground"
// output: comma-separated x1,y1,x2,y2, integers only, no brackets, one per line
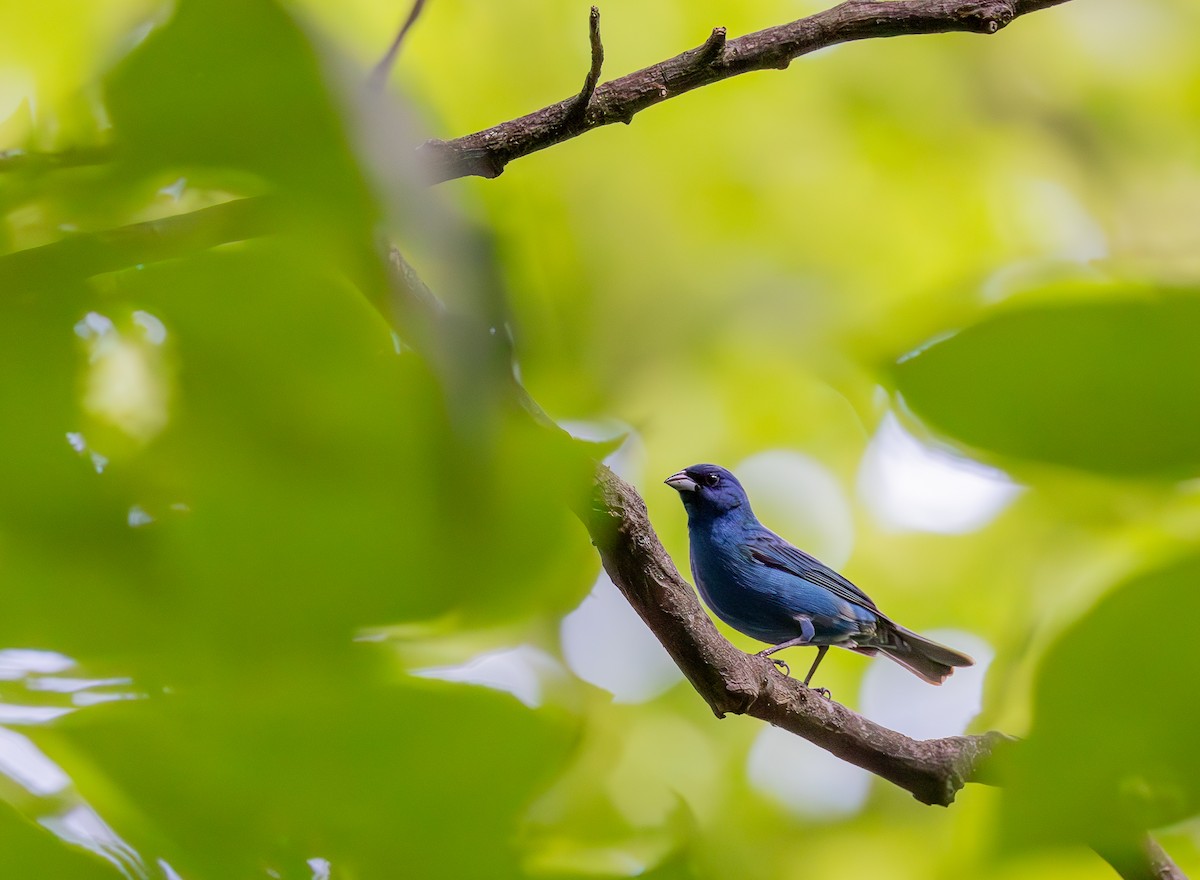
2,0,1199,877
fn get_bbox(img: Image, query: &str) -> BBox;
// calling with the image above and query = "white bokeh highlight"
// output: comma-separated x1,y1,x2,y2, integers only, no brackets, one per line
1016,178,1109,264
561,572,683,703
0,705,74,724
0,727,72,796
561,419,645,484
858,412,1021,534
0,648,151,879
0,649,75,679
74,311,171,445
859,629,994,740
734,450,855,569
40,804,147,880
558,420,681,702
413,645,567,709
747,725,872,821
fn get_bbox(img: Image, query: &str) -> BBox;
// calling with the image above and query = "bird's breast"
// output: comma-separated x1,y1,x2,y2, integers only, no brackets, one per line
688,523,804,641
687,518,872,645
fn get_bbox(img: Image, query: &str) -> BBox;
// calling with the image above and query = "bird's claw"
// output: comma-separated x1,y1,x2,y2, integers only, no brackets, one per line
766,657,790,677
810,686,831,699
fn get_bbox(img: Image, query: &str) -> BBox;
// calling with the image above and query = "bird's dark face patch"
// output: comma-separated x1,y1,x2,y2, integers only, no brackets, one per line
667,463,748,517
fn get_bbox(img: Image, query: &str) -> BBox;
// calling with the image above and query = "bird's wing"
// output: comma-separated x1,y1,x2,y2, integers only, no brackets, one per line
745,530,882,615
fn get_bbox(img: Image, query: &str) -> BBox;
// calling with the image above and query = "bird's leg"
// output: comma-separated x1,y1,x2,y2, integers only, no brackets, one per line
756,620,832,697
801,645,828,686
759,636,811,656
759,616,816,658
758,618,818,681
802,646,831,698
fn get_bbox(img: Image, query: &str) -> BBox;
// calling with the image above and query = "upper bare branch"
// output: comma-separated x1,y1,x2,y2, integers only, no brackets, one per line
418,0,1073,183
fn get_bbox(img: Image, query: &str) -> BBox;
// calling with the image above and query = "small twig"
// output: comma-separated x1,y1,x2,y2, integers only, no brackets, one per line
698,27,727,65
370,0,430,88
566,6,605,126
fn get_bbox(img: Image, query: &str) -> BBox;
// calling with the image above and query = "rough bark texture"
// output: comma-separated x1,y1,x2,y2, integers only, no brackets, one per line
419,0,1074,183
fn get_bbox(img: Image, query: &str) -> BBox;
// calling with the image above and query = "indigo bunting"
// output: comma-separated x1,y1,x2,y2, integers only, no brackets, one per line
666,463,973,688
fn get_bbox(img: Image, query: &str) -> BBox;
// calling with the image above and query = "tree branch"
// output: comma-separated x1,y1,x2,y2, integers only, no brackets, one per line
417,0,1074,183
377,250,997,801
377,252,1007,804
380,243,1190,876
582,462,1011,805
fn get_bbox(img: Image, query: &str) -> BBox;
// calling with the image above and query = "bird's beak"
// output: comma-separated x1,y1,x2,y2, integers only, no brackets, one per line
664,471,698,493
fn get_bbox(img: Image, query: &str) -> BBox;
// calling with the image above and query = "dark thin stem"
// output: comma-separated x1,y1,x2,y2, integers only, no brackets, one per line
370,0,431,87
566,7,605,126
419,0,1073,183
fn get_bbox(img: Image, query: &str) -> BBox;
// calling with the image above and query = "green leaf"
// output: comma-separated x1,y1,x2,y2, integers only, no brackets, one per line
104,0,375,229
0,801,121,880
0,239,598,679
894,290,1200,477
43,677,576,879
1000,554,1200,845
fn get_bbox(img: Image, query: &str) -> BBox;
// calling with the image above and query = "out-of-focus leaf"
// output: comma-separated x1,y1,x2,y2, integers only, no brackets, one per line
1000,554,1200,846
104,0,376,231
895,290,1200,477
0,801,119,880
42,677,576,879
0,240,596,680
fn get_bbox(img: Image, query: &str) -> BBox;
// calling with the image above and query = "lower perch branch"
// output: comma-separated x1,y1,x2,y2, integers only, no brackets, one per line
577,465,1187,879
580,463,1009,806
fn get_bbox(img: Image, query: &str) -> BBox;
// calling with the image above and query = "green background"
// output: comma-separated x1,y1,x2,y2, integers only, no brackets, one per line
2,0,1199,877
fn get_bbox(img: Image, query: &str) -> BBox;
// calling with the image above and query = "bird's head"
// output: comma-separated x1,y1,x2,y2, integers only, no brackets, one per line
664,463,750,519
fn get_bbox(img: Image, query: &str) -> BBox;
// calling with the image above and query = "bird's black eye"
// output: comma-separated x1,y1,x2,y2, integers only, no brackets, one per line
704,473,720,488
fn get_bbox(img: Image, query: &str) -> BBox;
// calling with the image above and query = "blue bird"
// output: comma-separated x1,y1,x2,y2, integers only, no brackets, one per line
666,463,973,689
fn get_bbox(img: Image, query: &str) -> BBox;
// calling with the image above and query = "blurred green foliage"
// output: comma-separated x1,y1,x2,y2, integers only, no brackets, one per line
895,288,1200,476
1001,554,1200,846
2,0,1200,878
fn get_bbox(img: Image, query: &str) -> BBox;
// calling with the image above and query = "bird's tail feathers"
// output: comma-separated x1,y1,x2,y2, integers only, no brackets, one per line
870,625,974,686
